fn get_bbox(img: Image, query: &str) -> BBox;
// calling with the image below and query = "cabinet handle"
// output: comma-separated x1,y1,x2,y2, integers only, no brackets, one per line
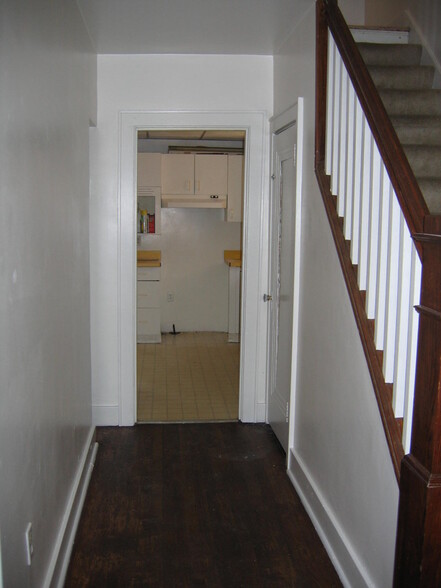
210,195,219,199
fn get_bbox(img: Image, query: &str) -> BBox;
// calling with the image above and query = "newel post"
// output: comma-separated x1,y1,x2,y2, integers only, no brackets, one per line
394,216,441,586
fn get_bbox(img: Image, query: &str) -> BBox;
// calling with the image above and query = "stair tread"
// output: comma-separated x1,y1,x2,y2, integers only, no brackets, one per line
404,144,441,179
416,178,441,214
391,115,441,127
358,42,422,66
379,89,441,116
368,65,434,89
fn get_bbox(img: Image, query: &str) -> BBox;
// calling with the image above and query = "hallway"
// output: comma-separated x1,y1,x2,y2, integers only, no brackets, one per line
66,423,341,587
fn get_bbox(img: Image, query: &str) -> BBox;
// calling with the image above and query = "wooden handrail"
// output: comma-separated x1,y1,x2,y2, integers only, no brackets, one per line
318,0,429,251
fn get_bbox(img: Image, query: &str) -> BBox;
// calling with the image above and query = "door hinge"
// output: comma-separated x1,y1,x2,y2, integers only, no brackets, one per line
285,402,289,422
293,144,297,168
263,293,272,302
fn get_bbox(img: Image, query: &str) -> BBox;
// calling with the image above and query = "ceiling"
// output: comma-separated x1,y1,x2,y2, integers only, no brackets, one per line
76,0,312,55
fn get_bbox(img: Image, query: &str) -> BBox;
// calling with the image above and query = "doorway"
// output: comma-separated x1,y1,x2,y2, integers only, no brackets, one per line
267,101,303,455
135,130,244,422
118,110,269,426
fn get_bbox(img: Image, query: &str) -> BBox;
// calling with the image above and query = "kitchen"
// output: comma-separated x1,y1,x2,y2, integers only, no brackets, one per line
136,130,244,422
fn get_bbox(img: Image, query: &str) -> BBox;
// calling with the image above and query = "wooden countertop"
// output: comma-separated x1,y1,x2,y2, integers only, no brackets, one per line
137,250,161,267
224,250,242,268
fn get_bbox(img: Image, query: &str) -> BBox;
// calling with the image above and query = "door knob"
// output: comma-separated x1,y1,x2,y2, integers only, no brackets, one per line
263,294,272,302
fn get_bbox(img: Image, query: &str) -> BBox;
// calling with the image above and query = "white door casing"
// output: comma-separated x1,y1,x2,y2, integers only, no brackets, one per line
118,110,269,425
267,101,304,458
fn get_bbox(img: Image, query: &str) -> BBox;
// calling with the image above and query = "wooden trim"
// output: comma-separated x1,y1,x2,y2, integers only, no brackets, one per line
315,163,404,481
413,233,441,245
321,0,428,255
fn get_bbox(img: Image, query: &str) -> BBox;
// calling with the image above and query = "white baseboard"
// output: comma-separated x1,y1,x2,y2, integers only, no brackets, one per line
256,402,266,423
43,427,98,588
92,404,119,425
288,449,372,588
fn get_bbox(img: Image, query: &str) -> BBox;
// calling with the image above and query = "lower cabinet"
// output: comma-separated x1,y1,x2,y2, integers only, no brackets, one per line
137,267,161,343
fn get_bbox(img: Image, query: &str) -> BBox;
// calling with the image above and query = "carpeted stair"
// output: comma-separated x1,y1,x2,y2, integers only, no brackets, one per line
358,41,441,214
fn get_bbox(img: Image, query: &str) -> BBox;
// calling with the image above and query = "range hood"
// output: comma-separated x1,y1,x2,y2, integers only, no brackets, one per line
161,194,227,209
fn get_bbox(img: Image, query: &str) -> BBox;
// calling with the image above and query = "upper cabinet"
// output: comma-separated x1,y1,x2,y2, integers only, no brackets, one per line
138,153,162,187
194,154,227,196
225,155,244,223
161,154,228,208
161,154,194,194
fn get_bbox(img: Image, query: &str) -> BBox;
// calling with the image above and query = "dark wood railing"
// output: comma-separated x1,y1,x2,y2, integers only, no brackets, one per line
315,0,441,585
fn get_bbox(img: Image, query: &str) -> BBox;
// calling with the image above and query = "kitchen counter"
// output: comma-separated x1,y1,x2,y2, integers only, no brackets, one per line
224,250,242,268
224,250,241,342
137,250,161,267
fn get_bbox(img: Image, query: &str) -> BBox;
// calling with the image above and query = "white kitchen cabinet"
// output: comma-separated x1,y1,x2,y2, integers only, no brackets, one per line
225,155,244,223
195,154,227,196
137,266,161,343
161,154,194,195
161,153,228,207
138,153,162,187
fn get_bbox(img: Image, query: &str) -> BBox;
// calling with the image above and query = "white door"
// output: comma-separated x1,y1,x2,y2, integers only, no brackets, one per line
268,123,297,452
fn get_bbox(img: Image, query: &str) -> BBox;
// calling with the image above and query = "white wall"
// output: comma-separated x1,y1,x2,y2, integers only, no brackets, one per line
140,208,241,332
274,3,400,587
91,54,272,423
0,0,96,586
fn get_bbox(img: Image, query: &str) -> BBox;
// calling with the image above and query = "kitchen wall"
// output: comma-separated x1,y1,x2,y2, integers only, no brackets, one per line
274,1,400,587
91,54,272,423
140,207,241,333
0,0,96,586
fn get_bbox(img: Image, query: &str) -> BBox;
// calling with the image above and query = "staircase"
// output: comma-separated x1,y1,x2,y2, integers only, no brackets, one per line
316,1,441,584
358,40,441,214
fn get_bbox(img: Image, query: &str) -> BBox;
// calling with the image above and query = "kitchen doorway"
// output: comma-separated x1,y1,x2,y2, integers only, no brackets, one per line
135,129,245,422
118,110,268,426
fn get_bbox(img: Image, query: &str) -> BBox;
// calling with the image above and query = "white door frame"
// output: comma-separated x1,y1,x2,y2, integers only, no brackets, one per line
118,110,270,425
268,100,304,460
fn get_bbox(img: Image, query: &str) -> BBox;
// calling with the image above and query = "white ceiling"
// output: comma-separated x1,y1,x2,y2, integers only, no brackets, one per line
76,0,312,55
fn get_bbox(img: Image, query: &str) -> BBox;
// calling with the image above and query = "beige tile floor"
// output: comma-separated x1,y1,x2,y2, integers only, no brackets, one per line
137,332,240,422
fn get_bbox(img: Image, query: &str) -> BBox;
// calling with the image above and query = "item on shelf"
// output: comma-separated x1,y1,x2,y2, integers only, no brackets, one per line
148,214,155,234
140,210,148,233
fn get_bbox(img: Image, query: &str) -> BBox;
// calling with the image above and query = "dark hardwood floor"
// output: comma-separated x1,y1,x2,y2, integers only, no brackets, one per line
65,423,342,587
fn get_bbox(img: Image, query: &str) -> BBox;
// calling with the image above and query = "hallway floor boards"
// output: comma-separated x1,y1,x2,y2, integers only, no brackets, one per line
65,423,342,587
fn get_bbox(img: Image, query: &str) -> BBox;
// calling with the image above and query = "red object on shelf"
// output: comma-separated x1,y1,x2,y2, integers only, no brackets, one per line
148,214,155,234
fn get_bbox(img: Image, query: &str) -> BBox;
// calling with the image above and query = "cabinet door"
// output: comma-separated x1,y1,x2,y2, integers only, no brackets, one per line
161,154,194,194
226,155,244,222
195,154,227,196
137,153,162,187
137,281,160,308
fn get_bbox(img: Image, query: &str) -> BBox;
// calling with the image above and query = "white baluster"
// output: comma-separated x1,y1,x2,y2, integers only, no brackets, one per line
344,80,356,241
374,167,392,351
357,117,372,292
383,189,401,383
392,216,413,417
366,141,382,319
402,247,422,453
351,98,364,266
326,34,335,176
331,48,341,196
337,67,348,218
